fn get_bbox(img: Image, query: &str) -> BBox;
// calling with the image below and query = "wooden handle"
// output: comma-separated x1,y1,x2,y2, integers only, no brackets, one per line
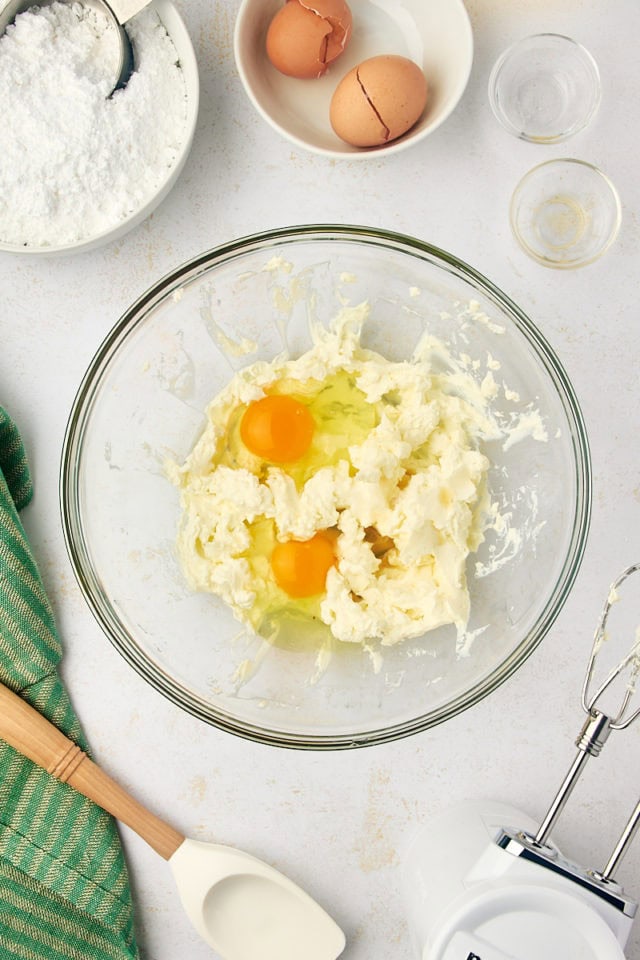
0,682,184,860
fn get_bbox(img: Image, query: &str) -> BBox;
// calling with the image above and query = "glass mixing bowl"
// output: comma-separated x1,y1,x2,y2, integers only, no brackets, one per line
61,226,591,749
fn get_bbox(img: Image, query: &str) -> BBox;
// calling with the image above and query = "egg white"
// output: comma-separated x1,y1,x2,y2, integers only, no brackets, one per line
169,303,496,646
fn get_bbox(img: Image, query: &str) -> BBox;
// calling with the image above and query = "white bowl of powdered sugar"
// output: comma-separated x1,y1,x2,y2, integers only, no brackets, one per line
0,0,199,255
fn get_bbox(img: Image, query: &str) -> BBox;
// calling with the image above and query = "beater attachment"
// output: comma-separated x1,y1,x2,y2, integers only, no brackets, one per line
499,562,640,913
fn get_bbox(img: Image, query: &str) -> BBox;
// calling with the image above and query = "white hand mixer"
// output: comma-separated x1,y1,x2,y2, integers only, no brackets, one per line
404,563,640,960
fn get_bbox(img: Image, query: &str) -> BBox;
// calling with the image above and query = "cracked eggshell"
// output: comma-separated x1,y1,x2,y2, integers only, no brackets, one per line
330,55,428,148
266,0,352,80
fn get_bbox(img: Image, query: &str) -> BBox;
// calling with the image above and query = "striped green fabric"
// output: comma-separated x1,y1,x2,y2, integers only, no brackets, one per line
0,408,138,960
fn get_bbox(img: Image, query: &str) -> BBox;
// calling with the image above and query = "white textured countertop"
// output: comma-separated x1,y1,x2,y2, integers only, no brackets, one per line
2,0,640,958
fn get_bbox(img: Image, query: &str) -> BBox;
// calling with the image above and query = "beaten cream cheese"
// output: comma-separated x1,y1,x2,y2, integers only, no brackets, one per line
168,303,501,647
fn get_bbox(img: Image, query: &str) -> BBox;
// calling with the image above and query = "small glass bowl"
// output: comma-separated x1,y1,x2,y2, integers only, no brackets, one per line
510,159,622,269
489,34,600,143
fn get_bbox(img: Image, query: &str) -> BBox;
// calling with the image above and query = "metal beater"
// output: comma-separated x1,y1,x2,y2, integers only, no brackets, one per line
404,563,640,960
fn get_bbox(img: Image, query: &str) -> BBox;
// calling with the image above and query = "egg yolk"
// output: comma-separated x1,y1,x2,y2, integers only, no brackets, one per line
271,532,336,598
240,394,315,462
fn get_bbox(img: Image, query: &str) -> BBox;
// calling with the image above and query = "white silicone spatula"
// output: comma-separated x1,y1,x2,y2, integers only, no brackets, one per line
0,682,346,960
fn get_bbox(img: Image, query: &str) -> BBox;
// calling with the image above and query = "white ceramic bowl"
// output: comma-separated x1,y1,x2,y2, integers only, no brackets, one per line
233,0,473,159
0,0,199,256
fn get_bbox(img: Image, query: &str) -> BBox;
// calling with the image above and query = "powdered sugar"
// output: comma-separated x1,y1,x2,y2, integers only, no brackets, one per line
0,2,189,247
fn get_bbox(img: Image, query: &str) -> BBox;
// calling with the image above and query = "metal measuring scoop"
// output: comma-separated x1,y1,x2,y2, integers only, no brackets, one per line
0,0,149,94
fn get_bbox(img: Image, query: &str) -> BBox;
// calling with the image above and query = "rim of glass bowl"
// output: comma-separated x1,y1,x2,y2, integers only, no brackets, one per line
60,224,592,750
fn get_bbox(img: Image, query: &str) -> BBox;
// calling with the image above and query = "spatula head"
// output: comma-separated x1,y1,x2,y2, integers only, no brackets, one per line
170,838,345,960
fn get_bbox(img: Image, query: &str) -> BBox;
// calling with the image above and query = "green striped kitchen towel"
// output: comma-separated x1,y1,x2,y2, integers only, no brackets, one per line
0,407,139,960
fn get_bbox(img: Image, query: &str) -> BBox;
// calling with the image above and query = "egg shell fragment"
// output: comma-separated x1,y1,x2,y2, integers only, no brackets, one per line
330,54,428,147
266,0,352,79
306,0,352,61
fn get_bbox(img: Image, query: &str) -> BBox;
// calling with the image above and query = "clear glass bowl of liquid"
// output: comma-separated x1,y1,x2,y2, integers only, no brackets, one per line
510,159,622,269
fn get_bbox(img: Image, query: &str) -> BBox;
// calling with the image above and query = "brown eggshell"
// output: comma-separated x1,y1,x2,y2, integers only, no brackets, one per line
299,0,352,62
266,0,352,80
330,55,428,147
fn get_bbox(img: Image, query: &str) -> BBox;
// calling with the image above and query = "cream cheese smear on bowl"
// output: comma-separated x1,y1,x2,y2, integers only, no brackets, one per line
168,302,546,651
0,2,188,248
